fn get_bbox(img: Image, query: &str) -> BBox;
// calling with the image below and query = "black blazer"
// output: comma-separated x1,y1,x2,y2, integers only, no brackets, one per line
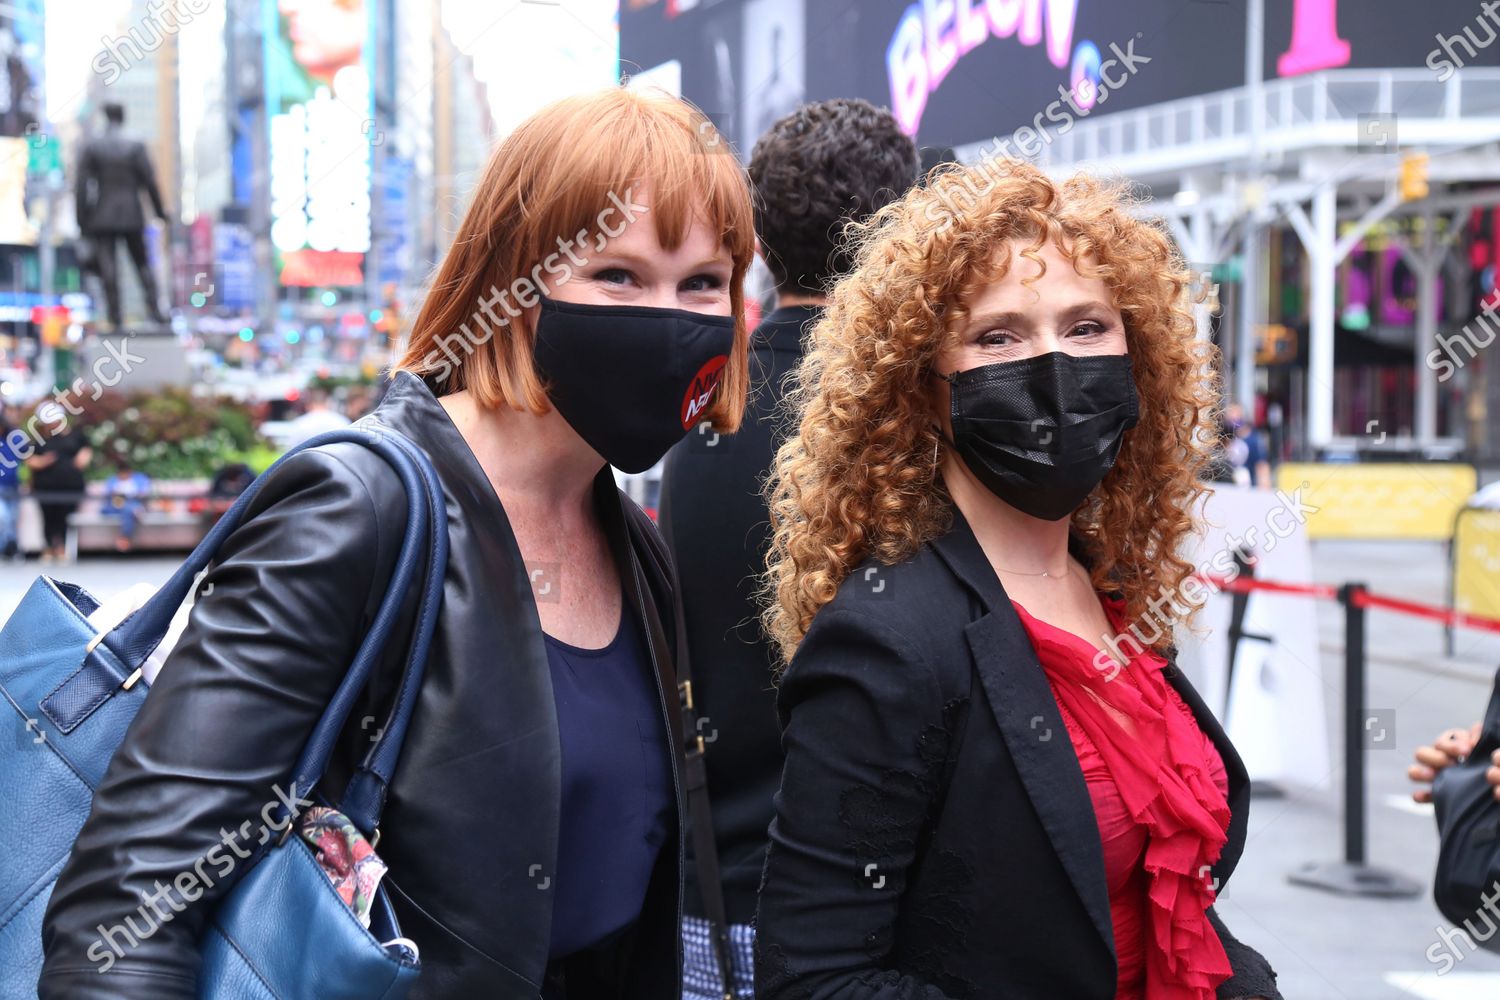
753,505,1281,1000
659,304,820,924
40,372,686,999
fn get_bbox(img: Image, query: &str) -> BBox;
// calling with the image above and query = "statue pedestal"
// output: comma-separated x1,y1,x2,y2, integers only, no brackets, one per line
77,328,190,392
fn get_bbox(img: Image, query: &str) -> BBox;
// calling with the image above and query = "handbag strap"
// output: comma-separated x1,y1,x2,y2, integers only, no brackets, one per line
337,430,450,834
64,427,446,839
261,428,448,838
673,581,736,1000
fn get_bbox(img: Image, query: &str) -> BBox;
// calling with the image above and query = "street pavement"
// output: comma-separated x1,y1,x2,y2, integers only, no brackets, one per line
2,542,1498,999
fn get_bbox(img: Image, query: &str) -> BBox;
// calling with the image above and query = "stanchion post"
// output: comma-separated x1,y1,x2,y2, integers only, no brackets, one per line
1342,581,1366,866
1288,580,1421,898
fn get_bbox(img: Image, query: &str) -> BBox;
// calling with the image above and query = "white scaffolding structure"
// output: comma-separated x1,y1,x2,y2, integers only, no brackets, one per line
958,67,1500,454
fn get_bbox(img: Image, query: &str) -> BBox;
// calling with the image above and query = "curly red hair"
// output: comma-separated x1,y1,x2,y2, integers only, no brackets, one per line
761,158,1221,664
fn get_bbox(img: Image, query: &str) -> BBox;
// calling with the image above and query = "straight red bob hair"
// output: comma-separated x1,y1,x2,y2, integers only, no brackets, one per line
395,87,756,432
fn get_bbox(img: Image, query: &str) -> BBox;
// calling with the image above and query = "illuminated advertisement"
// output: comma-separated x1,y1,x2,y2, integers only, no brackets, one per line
0,1,42,248
265,0,372,288
622,0,1500,149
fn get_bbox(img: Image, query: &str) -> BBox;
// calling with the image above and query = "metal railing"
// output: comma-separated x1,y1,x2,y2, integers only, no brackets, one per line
957,68,1500,178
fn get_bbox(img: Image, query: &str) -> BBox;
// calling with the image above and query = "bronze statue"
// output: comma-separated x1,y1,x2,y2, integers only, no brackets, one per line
74,102,168,330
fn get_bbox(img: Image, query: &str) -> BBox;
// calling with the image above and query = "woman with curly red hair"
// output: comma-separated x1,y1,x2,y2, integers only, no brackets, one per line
753,159,1281,1000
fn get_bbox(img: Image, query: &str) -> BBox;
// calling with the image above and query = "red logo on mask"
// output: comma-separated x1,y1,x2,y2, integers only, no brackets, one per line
681,355,728,429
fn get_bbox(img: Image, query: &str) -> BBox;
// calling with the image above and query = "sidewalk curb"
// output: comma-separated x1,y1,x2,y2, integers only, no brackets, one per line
1318,641,1497,686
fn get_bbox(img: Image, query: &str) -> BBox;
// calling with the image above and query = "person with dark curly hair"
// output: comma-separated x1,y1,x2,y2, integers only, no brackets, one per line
657,97,917,1000
754,159,1281,999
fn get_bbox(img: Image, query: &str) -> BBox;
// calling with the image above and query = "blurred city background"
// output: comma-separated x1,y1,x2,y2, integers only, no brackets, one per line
1,1,1500,997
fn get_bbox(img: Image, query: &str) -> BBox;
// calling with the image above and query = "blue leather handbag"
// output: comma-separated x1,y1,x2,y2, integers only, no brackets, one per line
0,427,448,999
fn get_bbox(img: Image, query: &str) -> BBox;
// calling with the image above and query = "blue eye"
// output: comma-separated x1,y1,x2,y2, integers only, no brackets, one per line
682,274,723,293
595,268,632,285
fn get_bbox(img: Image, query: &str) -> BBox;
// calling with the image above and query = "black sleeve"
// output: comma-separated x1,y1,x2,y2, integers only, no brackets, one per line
753,607,956,1000
38,446,405,999
134,142,167,221
73,147,91,232
1209,907,1282,1000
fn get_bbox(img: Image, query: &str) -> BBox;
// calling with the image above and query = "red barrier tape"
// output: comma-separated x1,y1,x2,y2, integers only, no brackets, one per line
1353,590,1500,635
1195,573,1500,635
1199,574,1339,601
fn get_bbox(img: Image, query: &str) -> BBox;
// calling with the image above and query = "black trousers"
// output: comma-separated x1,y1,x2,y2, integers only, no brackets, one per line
88,230,164,328
39,501,75,550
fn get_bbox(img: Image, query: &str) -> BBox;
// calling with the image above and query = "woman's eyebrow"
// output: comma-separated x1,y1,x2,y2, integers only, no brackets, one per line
964,300,1117,332
963,310,1031,332
1057,299,1118,323
682,255,732,271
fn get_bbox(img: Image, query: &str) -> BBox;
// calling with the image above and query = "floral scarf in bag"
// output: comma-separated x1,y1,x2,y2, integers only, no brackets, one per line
297,806,390,929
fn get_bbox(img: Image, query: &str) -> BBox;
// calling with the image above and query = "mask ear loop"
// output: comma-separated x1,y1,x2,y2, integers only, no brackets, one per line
926,368,962,458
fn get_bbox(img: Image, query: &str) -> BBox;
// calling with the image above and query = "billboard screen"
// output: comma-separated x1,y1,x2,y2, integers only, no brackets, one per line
265,0,373,288
621,0,1500,151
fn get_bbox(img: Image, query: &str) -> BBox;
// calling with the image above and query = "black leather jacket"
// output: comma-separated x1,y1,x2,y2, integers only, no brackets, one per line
39,372,686,999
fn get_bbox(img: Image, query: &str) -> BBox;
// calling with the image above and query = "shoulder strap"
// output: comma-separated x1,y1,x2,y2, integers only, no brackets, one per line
75,428,446,839
673,579,736,1000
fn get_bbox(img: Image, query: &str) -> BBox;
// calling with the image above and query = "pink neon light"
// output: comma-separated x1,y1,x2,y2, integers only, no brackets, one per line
1276,0,1351,76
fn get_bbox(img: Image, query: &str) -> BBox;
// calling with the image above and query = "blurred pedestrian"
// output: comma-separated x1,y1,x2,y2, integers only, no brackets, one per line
343,385,375,422
26,405,92,565
1209,403,1271,489
1409,723,1500,803
753,160,1281,999
657,96,918,1000
101,459,152,553
208,461,255,502
0,405,23,558
281,386,350,448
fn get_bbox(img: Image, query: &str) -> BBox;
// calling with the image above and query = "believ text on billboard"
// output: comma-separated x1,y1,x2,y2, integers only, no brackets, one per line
886,0,1357,137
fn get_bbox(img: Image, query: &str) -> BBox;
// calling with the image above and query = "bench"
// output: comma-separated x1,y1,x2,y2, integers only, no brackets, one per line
63,479,215,557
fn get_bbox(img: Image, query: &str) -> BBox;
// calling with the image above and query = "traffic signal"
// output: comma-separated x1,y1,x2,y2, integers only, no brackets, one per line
32,305,68,347
1399,153,1430,202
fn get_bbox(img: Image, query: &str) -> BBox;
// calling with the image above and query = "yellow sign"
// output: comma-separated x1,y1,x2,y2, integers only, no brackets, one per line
1277,463,1477,540
1454,509,1500,622
1399,152,1430,203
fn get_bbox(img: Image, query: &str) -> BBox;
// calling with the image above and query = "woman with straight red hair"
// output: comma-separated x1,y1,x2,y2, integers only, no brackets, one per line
39,87,754,1000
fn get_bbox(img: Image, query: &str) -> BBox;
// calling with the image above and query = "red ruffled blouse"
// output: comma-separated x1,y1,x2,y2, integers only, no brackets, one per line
1013,596,1233,1000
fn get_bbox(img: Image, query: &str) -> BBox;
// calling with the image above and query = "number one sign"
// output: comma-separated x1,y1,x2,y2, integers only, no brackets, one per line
1277,0,1351,76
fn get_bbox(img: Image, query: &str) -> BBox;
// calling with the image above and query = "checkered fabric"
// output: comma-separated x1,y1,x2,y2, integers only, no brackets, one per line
680,915,755,999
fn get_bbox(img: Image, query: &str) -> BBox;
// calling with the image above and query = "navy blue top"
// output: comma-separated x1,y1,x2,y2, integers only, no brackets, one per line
543,598,674,959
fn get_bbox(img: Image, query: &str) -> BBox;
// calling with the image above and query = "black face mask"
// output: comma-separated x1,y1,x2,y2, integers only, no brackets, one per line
933,351,1139,521
532,295,735,474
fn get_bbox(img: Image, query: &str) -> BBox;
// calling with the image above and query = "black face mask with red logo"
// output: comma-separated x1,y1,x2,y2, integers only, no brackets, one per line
531,295,735,474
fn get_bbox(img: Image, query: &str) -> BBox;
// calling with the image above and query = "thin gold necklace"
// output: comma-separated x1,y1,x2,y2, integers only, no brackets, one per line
995,560,1073,579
